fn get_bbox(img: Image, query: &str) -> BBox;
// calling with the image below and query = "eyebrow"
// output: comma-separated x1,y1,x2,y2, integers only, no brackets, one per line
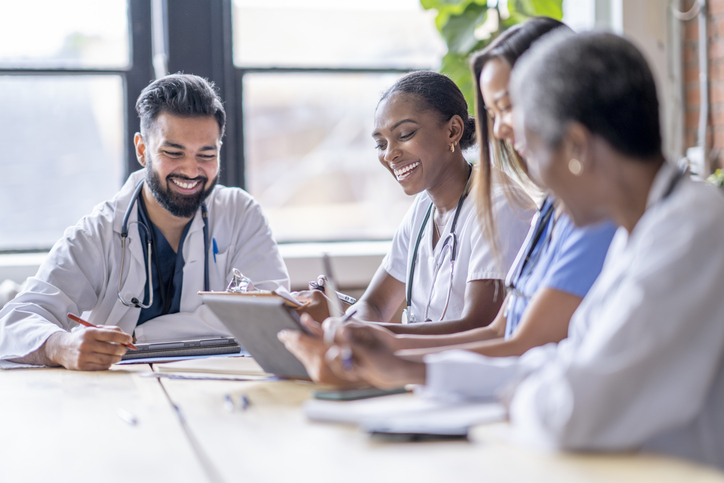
371,119,419,137
161,141,217,151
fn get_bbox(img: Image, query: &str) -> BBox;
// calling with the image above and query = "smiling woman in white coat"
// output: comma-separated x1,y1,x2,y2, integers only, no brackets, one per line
0,74,289,371
321,32,724,468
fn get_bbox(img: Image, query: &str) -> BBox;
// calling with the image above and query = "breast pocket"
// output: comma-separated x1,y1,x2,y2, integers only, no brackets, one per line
210,250,230,290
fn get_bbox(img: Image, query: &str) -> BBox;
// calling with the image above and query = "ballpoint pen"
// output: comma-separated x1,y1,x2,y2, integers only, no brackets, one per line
67,313,138,350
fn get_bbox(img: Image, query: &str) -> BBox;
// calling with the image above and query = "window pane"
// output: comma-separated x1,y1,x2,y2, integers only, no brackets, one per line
0,76,125,250
0,0,129,69
233,0,445,68
244,73,414,242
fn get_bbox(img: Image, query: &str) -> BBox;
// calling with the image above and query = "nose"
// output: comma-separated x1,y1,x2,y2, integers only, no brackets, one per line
383,142,402,163
176,156,203,179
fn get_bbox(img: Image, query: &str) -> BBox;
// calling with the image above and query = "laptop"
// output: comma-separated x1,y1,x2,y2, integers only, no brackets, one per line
200,293,311,379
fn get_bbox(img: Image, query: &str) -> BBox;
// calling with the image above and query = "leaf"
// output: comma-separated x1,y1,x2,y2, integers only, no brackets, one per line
440,52,476,115
507,0,563,20
440,3,489,55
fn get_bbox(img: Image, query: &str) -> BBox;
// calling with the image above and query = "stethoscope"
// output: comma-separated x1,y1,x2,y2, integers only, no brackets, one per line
504,165,686,300
401,165,472,324
504,196,556,300
118,180,210,309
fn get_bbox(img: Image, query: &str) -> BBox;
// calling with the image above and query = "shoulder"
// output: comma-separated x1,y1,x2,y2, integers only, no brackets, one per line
554,213,618,253
205,184,260,217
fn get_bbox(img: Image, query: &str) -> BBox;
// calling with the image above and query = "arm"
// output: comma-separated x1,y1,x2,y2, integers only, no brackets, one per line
349,265,406,323
379,280,504,335
397,288,579,359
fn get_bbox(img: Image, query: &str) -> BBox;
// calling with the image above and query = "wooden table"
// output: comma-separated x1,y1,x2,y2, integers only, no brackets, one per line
1,366,723,483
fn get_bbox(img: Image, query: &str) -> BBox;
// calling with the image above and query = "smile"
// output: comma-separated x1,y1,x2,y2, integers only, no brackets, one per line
393,161,420,182
170,178,201,190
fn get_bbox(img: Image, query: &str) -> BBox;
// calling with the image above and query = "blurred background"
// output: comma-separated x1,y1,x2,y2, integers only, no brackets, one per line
0,0,712,289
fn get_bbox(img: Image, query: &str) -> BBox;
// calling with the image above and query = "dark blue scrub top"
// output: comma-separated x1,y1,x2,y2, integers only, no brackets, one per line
136,197,192,326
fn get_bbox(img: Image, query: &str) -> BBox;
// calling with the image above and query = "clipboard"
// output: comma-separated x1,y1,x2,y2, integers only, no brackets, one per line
197,288,309,309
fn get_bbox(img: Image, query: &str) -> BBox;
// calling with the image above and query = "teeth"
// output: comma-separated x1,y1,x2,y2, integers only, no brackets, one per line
171,178,199,190
393,162,420,180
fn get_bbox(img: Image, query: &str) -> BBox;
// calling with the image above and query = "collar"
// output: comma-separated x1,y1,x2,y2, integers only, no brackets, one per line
645,161,679,209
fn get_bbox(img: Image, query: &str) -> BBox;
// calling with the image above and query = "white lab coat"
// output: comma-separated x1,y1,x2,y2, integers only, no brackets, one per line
421,163,724,468
0,170,289,362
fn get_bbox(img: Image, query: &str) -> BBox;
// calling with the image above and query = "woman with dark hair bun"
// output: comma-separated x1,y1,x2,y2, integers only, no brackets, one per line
282,70,534,384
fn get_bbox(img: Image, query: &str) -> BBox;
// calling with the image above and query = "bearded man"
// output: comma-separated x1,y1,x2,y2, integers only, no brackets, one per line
0,74,289,370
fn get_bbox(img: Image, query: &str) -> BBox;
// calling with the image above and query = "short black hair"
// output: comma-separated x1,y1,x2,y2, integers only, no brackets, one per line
511,31,662,160
379,70,476,150
135,73,226,139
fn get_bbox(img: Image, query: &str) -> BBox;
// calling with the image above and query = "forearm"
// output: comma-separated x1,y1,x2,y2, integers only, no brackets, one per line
379,317,479,335
9,332,64,367
392,325,503,350
349,300,388,323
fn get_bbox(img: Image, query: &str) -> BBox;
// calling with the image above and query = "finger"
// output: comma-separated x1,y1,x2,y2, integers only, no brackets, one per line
90,327,133,345
79,334,128,356
300,314,324,338
78,351,124,369
324,346,361,382
277,329,300,345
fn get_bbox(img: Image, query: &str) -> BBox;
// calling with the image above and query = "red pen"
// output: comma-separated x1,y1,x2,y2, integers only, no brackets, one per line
67,313,138,351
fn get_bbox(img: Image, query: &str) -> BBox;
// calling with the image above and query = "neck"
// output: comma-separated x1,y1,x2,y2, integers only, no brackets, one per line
426,154,470,215
141,184,192,252
609,156,665,233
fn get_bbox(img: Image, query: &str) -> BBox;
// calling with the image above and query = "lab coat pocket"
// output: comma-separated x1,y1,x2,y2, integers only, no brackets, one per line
210,250,230,290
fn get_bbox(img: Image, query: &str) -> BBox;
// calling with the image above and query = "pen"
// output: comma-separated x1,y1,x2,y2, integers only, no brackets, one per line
67,313,138,350
212,238,219,263
117,408,138,426
309,280,358,306
339,310,357,372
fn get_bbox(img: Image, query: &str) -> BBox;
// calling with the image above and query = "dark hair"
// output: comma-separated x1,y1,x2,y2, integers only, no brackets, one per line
135,73,226,139
470,17,570,253
379,70,476,149
511,31,662,160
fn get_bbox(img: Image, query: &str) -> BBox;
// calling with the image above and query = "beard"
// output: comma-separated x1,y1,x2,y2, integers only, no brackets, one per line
145,156,218,218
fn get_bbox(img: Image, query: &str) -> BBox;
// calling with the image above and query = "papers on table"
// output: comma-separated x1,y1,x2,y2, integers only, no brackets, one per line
155,355,271,376
304,393,506,435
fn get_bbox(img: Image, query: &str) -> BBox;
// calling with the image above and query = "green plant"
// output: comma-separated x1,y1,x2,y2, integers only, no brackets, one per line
707,169,724,190
421,0,563,113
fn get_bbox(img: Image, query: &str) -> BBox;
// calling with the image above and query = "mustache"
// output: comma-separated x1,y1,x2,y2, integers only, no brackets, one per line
166,174,208,183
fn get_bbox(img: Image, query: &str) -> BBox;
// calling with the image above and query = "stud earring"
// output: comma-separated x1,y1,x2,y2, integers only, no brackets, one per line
568,158,583,176
450,143,455,153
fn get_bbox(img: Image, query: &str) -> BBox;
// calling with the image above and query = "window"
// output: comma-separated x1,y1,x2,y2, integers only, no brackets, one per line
233,0,446,242
0,0,133,251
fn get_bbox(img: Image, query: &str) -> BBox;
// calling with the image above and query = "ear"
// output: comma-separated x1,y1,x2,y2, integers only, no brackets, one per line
564,122,593,173
134,133,147,168
447,114,465,145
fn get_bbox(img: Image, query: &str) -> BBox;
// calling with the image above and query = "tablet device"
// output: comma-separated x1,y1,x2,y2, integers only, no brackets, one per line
121,336,241,361
200,293,310,379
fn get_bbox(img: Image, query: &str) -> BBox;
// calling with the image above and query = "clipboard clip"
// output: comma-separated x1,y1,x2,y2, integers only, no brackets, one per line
226,268,257,293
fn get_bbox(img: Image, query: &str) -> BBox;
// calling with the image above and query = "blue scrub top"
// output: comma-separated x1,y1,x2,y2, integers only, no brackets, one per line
135,198,192,326
504,200,617,339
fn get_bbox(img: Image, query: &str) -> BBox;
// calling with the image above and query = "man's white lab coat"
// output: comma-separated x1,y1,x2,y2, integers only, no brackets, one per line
0,170,289,361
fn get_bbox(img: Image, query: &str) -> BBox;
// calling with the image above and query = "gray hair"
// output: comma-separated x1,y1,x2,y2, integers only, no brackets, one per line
510,31,662,160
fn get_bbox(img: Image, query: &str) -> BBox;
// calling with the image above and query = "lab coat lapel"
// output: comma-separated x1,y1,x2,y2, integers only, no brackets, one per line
180,208,206,312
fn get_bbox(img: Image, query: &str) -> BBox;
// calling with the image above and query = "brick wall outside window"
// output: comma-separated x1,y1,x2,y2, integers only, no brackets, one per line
683,0,724,169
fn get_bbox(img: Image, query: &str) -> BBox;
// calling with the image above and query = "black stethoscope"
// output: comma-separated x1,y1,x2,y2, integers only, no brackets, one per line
401,165,472,324
118,180,210,309
505,165,686,300
505,196,556,300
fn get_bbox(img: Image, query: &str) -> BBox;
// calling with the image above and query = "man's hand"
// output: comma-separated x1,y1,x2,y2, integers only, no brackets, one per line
278,314,359,386
43,327,132,371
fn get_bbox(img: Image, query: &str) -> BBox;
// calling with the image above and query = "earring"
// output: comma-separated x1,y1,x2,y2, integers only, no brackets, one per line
450,143,455,153
568,158,583,176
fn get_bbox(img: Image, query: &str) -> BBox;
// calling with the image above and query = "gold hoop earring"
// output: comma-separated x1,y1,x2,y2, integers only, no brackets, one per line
450,143,455,153
568,158,583,176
